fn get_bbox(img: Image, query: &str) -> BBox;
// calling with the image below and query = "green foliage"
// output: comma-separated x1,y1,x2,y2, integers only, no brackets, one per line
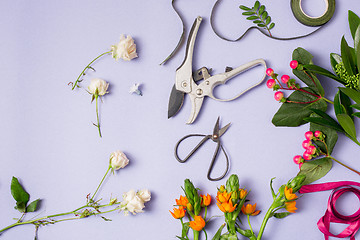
11,177,30,213
310,119,338,155
272,88,327,126
297,157,333,185
239,1,275,35
273,212,291,219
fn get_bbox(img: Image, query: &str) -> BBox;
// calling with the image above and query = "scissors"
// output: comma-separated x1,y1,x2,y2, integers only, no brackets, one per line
168,16,267,124
175,117,230,181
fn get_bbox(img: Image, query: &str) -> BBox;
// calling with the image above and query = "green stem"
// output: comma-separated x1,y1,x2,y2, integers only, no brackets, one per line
257,205,275,240
328,156,360,175
193,230,199,240
247,215,254,235
95,95,102,138
72,51,112,90
91,166,111,202
322,97,334,104
0,202,119,234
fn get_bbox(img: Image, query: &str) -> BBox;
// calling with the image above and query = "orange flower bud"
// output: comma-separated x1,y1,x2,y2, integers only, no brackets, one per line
216,191,231,204
239,189,248,199
201,194,211,207
241,203,260,216
189,215,206,231
187,203,193,212
285,201,297,213
170,206,186,219
176,195,189,208
284,186,297,201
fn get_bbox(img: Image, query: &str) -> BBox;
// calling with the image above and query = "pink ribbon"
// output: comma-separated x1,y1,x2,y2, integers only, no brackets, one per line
300,181,360,240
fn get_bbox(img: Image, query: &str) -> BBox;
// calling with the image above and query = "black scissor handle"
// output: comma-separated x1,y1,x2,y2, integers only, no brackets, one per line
207,142,229,181
175,134,209,163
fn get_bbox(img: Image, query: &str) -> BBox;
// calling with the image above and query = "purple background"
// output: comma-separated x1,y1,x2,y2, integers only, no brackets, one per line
0,0,359,239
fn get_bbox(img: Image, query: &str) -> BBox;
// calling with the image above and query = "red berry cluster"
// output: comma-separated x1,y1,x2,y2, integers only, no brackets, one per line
293,131,324,169
265,60,300,102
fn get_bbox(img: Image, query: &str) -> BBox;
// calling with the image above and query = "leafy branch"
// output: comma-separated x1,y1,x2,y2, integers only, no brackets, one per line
240,1,275,36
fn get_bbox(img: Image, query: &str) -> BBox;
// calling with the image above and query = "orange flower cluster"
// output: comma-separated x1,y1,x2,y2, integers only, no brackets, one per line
284,186,298,213
170,194,211,232
170,195,188,219
216,189,237,213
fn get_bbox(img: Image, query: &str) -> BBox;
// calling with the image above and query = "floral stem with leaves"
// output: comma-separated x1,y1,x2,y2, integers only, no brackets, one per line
71,51,112,90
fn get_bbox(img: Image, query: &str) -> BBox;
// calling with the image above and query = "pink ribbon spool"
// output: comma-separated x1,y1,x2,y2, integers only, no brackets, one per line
300,181,360,240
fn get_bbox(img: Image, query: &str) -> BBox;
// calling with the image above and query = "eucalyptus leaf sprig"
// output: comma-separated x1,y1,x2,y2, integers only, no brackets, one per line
0,151,151,239
239,1,275,36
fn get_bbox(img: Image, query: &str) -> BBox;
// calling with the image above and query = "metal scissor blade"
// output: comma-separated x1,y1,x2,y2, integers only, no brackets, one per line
168,84,184,118
186,95,204,124
219,123,231,137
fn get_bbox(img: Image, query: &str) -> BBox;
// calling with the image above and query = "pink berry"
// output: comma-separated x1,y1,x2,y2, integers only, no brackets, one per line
306,145,317,155
314,130,322,138
266,68,274,76
290,60,298,69
302,140,311,149
266,79,276,88
293,155,303,164
281,75,290,84
299,162,303,169
274,91,284,101
304,131,314,140
303,151,312,161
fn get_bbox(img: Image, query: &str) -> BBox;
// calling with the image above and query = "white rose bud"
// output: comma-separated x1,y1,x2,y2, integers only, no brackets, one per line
110,151,129,170
137,189,151,202
88,78,109,96
111,34,138,61
121,190,146,215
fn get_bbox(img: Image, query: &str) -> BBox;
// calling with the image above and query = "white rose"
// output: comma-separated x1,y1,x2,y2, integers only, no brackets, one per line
88,78,109,96
121,190,146,215
111,34,138,61
137,189,151,202
109,151,129,170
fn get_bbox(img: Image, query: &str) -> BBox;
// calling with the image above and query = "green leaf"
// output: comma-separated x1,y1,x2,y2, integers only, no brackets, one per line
334,91,347,115
293,47,313,65
253,20,262,24
258,5,265,15
351,103,360,110
337,113,357,139
212,224,226,240
265,16,271,25
26,199,40,212
353,112,360,118
292,48,324,95
272,88,327,127
297,157,333,185
269,22,275,30
310,119,338,154
242,11,255,16
11,177,30,212
303,64,342,83
239,5,251,11
348,10,360,40
261,11,268,20
253,1,260,10
339,87,360,103
330,53,343,76
305,117,344,133
341,36,355,76
181,222,190,238
273,212,291,219
355,25,360,73
305,108,344,132
247,16,259,20
257,23,266,27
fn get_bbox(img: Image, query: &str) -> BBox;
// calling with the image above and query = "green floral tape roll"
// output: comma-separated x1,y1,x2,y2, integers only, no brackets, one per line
291,0,336,26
